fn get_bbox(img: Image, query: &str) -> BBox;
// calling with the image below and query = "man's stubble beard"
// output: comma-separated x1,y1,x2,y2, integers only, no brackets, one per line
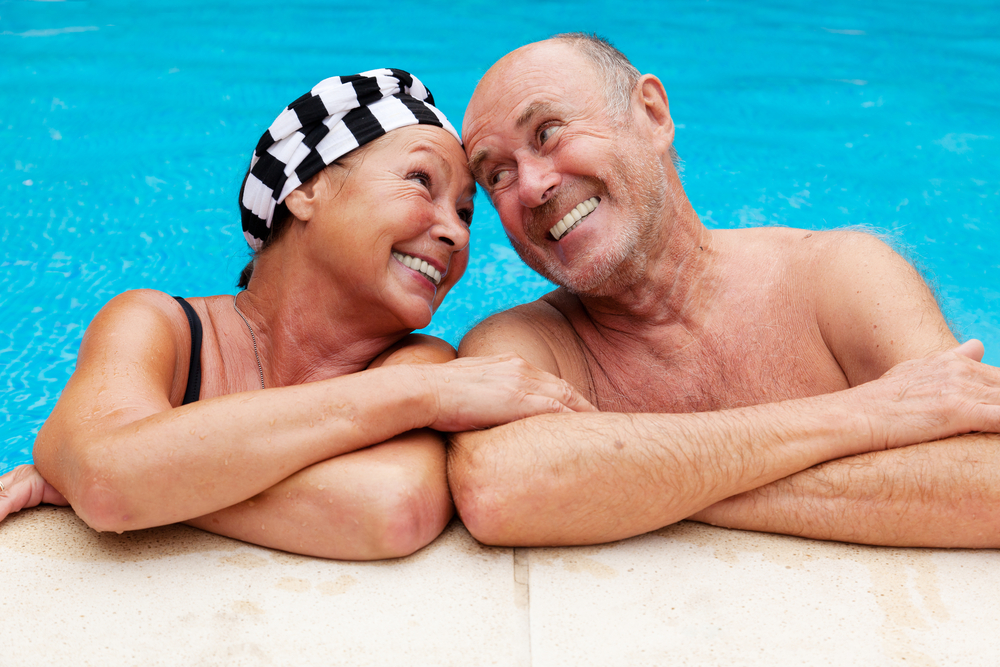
510,142,670,298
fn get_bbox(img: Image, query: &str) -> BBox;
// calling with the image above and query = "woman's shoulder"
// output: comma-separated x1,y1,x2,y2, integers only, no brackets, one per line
81,289,204,366
100,288,187,314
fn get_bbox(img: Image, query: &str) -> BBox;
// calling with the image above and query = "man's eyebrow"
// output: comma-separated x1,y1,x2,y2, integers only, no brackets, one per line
516,101,555,129
466,102,557,181
468,148,491,182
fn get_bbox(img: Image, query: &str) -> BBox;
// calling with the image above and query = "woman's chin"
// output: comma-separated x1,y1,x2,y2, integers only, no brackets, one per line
396,302,434,332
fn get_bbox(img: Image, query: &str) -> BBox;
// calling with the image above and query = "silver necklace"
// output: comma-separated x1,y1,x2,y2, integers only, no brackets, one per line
233,292,265,390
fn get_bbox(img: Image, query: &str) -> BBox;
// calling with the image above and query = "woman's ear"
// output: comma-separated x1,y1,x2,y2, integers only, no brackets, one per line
283,172,324,222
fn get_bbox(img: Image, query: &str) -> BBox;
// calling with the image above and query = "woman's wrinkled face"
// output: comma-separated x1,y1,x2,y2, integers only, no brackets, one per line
305,125,475,330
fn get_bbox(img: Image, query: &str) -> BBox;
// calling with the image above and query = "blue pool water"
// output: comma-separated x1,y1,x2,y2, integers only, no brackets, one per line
2,0,998,473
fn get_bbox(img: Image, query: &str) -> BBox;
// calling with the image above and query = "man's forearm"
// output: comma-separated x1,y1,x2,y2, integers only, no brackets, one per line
690,433,1000,548
450,393,891,547
449,346,1000,548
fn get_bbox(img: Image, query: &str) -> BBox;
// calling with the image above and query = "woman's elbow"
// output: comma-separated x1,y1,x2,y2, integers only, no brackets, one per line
60,457,140,533
365,470,453,559
71,479,134,533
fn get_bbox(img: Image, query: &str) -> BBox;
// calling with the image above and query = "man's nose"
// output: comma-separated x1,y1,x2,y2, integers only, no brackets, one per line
516,152,560,208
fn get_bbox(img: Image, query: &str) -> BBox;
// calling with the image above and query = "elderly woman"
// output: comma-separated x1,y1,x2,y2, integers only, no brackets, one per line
0,69,592,560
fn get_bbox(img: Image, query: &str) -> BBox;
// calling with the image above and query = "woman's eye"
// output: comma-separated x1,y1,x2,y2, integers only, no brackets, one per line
539,126,557,144
458,208,473,226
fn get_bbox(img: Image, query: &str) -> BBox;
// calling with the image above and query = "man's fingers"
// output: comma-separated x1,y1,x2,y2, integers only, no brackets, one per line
954,339,985,363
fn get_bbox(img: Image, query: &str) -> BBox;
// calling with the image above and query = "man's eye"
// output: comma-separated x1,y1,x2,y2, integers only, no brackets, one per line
490,169,510,186
539,126,557,144
408,171,431,188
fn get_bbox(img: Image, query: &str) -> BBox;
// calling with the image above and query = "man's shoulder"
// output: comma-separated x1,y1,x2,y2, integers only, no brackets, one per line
460,291,573,351
720,226,902,278
458,290,583,378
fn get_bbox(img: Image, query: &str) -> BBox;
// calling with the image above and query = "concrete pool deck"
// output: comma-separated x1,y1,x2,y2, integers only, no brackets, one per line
2,507,998,665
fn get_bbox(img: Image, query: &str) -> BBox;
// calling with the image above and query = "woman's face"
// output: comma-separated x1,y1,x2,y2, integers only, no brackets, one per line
305,125,475,330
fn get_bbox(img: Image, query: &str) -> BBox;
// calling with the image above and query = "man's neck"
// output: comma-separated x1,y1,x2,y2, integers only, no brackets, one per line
575,188,719,338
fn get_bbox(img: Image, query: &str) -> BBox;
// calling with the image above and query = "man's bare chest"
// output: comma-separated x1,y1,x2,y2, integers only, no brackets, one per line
582,328,850,414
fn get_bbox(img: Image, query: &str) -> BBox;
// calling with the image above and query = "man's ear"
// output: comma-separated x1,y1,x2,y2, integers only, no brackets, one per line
283,172,324,222
635,74,674,150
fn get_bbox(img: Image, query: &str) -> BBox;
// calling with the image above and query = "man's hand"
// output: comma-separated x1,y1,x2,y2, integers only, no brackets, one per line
855,340,1000,450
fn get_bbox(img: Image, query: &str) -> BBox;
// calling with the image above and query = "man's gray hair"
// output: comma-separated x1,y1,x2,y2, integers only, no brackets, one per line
550,32,682,170
550,32,640,118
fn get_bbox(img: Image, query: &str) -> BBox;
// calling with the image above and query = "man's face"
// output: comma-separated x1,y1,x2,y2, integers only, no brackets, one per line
463,42,668,296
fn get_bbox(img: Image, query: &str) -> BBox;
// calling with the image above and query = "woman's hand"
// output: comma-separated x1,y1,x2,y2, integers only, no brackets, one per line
416,354,597,432
0,464,69,523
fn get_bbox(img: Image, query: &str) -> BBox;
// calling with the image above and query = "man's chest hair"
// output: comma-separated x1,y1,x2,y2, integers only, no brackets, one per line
584,323,850,414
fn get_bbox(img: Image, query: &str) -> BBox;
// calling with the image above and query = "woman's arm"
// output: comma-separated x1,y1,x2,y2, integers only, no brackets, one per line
32,291,592,537
0,465,69,522
184,335,457,560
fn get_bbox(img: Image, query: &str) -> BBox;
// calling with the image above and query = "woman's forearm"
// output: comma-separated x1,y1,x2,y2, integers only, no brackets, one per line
36,365,435,531
185,429,452,560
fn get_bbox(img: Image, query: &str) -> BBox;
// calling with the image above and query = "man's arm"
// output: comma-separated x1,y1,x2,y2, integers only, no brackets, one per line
690,432,1000,547
693,231,1000,547
449,303,1000,547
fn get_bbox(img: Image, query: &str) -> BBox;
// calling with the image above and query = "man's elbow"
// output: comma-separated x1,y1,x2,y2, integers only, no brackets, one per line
449,445,521,547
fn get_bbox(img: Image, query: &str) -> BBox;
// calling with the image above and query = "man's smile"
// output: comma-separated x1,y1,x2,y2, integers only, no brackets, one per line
549,197,600,241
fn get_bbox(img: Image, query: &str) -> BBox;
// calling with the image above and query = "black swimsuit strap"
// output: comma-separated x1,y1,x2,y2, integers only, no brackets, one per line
173,296,203,405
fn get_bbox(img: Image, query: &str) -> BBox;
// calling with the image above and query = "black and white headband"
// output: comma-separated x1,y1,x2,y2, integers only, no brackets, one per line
240,68,461,251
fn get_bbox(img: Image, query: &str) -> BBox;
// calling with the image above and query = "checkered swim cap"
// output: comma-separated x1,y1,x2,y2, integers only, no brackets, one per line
240,68,461,251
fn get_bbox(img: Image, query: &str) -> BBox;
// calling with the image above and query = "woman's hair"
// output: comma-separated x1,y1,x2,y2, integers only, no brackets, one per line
235,69,461,288
235,145,373,288
236,179,291,288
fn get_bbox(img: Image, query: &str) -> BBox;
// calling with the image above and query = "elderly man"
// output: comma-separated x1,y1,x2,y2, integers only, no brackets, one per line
448,34,1000,549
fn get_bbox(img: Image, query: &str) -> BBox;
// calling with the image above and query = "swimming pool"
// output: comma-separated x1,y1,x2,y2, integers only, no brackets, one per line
2,0,998,473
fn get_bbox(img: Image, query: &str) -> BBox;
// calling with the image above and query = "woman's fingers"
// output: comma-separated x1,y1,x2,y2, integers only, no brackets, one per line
425,355,596,431
0,464,69,523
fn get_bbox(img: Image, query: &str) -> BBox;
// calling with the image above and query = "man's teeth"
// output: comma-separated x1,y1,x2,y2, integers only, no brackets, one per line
392,252,442,285
550,197,599,241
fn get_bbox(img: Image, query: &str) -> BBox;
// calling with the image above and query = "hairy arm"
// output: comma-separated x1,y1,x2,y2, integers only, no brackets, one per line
691,433,1000,547
694,232,1000,547
449,302,1000,547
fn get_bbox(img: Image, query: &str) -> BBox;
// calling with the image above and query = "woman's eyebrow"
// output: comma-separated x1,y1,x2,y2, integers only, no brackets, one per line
411,144,476,198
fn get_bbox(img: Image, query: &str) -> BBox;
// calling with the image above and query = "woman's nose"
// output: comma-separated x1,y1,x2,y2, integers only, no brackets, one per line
434,209,471,251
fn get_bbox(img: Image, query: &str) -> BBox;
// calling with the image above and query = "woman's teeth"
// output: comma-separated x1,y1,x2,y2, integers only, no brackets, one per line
550,197,599,241
393,252,442,285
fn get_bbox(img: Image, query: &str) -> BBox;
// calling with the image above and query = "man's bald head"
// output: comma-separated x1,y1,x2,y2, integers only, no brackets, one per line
546,33,642,119
465,35,640,135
